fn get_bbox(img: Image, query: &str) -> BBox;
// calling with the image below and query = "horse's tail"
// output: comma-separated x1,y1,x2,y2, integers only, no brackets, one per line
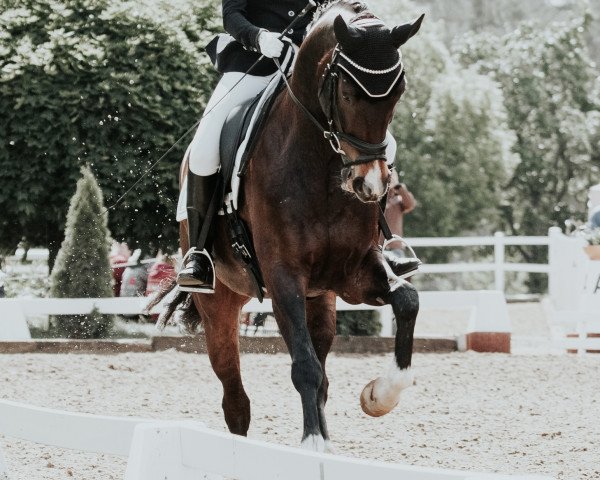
146,278,202,333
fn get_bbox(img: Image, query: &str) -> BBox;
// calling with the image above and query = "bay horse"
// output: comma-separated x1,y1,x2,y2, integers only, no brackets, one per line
155,0,423,451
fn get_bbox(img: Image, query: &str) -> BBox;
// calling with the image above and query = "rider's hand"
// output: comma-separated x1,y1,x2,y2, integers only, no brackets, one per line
257,30,284,58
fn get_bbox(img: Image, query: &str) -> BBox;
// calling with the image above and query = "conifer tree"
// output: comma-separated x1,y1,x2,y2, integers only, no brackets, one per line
50,166,114,338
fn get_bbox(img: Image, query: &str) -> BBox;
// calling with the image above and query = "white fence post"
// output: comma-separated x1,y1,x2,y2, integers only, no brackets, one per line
494,232,505,292
0,299,31,341
547,227,587,309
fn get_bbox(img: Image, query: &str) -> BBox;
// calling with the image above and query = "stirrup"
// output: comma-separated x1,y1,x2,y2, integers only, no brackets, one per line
382,235,421,279
178,247,216,293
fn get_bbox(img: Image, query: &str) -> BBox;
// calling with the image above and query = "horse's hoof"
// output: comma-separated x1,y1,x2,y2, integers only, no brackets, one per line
360,378,396,417
300,434,326,452
360,367,414,417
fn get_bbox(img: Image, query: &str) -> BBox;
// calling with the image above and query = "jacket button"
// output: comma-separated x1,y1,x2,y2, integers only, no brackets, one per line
288,29,293,34
288,10,295,16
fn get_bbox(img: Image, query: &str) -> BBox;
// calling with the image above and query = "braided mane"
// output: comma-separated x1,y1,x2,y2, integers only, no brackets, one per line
308,1,369,30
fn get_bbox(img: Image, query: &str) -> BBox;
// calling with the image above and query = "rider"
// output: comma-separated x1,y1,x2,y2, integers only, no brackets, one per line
176,0,418,293
176,0,318,293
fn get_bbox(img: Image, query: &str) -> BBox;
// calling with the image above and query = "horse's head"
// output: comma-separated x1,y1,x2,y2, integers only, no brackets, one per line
314,9,424,203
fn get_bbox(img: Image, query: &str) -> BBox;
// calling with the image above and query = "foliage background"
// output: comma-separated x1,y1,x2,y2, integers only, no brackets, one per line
0,0,219,268
0,0,599,295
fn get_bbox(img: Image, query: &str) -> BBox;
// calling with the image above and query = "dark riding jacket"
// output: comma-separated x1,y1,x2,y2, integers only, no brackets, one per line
206,0,317,76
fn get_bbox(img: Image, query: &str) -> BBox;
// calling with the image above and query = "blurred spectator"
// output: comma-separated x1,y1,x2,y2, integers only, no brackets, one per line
110,241,131,297
120,249,148,297
589,205,600,229
145,253,176,297
380,170,416,256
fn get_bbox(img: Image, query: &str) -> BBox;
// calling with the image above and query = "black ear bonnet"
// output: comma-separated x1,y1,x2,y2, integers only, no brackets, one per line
334,15,403,98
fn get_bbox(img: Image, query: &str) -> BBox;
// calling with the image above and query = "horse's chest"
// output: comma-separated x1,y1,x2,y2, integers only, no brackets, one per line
314,202,378,267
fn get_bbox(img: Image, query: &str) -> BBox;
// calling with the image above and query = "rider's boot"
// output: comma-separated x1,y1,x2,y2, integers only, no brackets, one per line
177,172,219,293
383,251,421,279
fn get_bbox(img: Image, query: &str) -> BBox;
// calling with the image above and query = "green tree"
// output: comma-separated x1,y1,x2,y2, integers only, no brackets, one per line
454,17,600,289
374,3,515,243
0,0,218,268
49,166,114,338
402,67,515,239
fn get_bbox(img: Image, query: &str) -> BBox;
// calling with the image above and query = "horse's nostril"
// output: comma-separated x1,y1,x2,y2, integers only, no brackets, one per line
352,177,364,193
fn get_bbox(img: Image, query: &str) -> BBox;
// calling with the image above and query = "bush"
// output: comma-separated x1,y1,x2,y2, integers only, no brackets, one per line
336,310,381,337
49,166,114,338
0,0,219,267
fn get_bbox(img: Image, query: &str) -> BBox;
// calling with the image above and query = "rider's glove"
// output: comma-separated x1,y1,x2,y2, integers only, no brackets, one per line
257,30,284,58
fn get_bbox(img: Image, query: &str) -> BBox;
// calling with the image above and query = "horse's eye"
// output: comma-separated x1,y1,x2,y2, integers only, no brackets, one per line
342,94,351,102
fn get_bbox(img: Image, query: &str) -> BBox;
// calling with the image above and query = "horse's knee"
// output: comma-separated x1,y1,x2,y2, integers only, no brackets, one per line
291,351,323,395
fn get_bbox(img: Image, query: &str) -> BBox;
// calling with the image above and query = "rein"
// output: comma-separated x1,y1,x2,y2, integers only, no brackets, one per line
274,45,390,167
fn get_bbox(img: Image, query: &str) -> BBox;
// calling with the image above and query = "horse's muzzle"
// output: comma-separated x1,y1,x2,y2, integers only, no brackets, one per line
342,160,390,203
351,176,388,203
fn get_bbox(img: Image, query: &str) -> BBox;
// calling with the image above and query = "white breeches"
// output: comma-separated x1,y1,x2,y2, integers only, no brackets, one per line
188,72,276,175
385,131,397,165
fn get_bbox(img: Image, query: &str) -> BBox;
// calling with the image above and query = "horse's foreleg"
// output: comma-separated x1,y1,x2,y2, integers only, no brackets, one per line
345,252,419,417
269,271,324,450
360,280,419,417
306,293,336,452
195,283,251,435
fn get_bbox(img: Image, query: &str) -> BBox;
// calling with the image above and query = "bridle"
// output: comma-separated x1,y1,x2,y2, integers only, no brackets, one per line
320,45,394,166
274,44,403,168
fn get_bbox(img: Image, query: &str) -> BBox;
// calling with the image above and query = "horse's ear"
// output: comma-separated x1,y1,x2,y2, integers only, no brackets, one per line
333,14,361,49
391,14,424,48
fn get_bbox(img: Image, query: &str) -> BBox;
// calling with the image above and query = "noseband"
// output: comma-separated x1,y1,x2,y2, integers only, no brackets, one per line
319,46,391,167
275,44,402,168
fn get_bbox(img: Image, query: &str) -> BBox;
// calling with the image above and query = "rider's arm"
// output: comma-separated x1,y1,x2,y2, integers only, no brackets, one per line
222,0,262,51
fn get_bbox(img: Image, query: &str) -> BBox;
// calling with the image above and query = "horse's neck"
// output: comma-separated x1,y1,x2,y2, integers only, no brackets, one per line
287,11,340,114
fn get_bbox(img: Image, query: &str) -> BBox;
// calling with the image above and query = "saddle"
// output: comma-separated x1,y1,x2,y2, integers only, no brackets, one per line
209,76,285,301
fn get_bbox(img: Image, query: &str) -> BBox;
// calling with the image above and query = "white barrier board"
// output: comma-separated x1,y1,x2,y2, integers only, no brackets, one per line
0,400,554,480
125,422,554,480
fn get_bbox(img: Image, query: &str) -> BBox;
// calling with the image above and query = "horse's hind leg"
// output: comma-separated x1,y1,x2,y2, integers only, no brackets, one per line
193,281,251,435
306,292,336,452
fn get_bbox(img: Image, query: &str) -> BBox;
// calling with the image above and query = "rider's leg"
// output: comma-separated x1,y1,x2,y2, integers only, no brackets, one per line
177,72,274,293
382,131,420,279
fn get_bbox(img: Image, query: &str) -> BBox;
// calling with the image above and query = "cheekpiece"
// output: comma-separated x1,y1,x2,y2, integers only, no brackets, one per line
336,17,404,98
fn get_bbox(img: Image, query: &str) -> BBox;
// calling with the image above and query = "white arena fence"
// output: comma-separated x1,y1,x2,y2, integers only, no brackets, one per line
405,232,549,293
8,228,597,352
0,399,553,480
0,291,511,351
12,231,552,294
